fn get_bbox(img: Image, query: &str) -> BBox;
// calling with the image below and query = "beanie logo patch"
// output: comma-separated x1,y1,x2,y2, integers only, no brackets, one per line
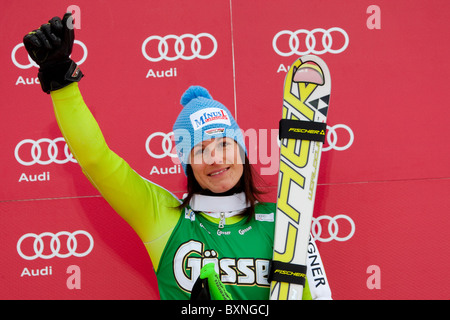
190,108,231,130
205,128,225,135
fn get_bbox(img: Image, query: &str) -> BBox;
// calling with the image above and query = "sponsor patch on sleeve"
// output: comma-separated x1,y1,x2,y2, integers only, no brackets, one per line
255,212,274,222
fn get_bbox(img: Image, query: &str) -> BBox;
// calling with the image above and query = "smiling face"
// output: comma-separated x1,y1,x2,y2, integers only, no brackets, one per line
189,137,244,193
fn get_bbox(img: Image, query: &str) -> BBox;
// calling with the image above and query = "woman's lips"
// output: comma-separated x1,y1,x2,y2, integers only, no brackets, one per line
208,167,230,177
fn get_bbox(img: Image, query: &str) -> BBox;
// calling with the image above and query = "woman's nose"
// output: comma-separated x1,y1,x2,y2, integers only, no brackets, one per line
204,147,223,165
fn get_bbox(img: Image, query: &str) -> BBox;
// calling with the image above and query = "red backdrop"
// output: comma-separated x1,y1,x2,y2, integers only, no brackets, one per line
1,0,449,299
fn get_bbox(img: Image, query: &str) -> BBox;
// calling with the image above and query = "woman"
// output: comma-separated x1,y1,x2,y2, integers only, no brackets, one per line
23,13,331,300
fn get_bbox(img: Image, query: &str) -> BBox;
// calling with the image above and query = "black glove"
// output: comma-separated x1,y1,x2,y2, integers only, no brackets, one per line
23,13,83,93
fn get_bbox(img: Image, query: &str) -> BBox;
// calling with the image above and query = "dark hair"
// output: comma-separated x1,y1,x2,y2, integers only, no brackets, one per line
178,153,265,219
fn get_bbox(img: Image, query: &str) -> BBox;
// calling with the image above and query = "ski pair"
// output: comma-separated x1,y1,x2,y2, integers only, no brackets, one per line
270,55,331,300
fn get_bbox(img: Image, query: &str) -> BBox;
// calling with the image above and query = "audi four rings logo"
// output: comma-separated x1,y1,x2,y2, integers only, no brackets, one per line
273,28,349,56
311,215,355,242
142,33,218,62
11,40,88,69
323,124,354,152
15,138,77,166
17,230,94,260
146,132,177,159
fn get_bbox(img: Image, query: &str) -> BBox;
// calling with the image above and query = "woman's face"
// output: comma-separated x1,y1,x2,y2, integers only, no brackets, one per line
189,137,244,193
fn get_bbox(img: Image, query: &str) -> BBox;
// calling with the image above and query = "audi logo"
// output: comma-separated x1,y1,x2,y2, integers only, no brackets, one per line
11,40,88,69
311,215,355,242
141,33,218,62
14,137,77,166
146,132,177,159
323,124,354,152
273,28,349,56
17,230,94,260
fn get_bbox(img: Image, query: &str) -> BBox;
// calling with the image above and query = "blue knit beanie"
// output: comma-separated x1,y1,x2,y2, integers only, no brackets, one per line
173,86,247,175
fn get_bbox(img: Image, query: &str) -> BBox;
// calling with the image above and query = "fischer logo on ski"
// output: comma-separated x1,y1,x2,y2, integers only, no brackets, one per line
279,119,327,142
